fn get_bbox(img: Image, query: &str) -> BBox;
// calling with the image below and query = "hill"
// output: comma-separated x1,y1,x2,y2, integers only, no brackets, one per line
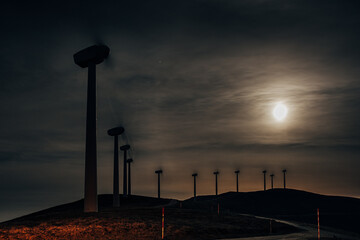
0,194,298,239
182,188,360,234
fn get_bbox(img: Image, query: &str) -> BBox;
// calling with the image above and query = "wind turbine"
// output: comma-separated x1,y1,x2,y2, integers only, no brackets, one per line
107,127,125,207
270,174,274,190
73,44,110,213
127,158,133,196
213,171,219,196
282,169,287,189
263,170,267,191
234,170,240,192
120,144,130,197
155,169,163,198
192,173,198,199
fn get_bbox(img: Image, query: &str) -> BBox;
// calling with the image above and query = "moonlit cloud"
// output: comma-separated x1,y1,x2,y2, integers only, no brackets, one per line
0,0,359,221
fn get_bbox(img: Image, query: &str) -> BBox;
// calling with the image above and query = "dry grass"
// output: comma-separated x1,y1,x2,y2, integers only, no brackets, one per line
0,207,299,239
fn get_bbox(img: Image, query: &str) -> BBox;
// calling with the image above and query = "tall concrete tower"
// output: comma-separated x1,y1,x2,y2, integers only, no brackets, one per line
73,45,110,212
262,170,267,191
155,169,163,198
120,144,130,197
213,171,219,196
192,173,198,199
107,127,124,207
234,170,240,192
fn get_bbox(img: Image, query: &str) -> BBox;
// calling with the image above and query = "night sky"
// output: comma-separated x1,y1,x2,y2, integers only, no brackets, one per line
1,0,360,221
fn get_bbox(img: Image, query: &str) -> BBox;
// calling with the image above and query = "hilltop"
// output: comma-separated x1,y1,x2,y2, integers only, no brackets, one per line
0,194,298,239
182,188,360,234
1,189,359,239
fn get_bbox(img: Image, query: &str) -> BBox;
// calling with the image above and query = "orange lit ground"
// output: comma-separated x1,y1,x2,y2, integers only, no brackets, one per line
0,195,299,239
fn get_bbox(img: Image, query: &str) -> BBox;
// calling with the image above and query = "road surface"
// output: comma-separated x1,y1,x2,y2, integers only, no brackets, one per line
221,214,360,240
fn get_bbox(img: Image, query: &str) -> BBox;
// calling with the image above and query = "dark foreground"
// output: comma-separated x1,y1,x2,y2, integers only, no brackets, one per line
182,189,360,235
0,195,299,240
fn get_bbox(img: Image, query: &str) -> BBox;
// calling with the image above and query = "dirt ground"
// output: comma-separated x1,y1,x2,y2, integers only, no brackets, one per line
0,195,299,240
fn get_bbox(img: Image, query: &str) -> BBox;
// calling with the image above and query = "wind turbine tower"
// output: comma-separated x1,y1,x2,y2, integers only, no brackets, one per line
155,169,163,198
127,158,133,196
120,144,130,197
73,44,110,212
263,170,267,191
192,173,198,199
107,127,125,207
213,171,219,196
270,174,274,190
283,169,287,189
234,170,240,192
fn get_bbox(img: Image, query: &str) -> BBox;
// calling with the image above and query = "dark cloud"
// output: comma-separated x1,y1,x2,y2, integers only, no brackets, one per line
0,0,360,221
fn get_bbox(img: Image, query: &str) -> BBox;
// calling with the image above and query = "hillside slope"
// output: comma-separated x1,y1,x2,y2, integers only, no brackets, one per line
183,189,360,234
0,194,298,239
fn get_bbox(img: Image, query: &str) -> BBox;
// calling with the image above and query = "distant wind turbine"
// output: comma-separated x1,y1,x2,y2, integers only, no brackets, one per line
283,169,287,189
155,169,163,198
127,158,133,196
270,174,274,190
120,144,130,197
263,170,267,191
234,170,240,192
213,171,219,196
107,127,125,207
192,173,198,199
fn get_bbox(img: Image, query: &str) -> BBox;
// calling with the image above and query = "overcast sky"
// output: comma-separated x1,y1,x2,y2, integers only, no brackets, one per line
0,0,360,221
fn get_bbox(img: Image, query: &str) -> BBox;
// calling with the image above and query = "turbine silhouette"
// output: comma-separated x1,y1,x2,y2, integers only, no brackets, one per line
262,170,267,191
73,44,110,213
192,173,198,200
127,158,133,196
213,171,219,196
107,126,125,207
270,174,274,190
282,169,287,189
120,144,130,197
155,169,163,198
234,170,240,192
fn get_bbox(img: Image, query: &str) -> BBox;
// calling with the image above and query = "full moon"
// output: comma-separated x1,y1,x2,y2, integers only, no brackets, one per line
273,103,288,121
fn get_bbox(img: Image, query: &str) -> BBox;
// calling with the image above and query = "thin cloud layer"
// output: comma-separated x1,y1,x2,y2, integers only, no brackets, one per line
0,0,359,221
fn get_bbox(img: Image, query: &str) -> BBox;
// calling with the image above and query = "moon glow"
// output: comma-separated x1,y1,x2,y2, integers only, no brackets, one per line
273,103,288,121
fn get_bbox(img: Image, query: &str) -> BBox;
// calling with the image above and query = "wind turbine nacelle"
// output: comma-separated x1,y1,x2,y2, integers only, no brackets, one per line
107,127,124,136
127,158,133,163
213,171,219,175
74,45,110,68
235,170,240,174
192,173,198,177
120,144,130,151
155,170,163,174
